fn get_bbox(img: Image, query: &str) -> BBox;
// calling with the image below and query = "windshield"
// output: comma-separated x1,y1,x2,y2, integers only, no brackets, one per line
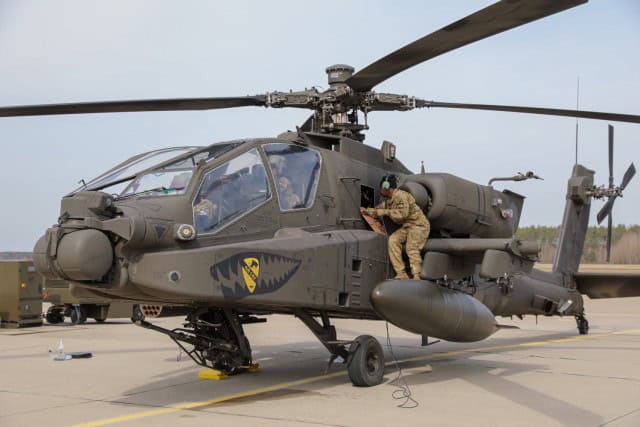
193,148,270,234
74,147,200,194
118,142,242,198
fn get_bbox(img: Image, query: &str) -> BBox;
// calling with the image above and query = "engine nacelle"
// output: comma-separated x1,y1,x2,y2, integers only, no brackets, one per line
401,173,524,238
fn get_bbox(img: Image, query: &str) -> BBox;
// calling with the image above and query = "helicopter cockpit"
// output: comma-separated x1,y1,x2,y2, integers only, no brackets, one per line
67,139,323,238
192,142,321,235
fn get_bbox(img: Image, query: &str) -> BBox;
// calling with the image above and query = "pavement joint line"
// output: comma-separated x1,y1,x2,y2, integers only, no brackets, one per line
0,398,107,420
188,409,348,427
532,370,640,383
598,406,640,427
70,328,640,427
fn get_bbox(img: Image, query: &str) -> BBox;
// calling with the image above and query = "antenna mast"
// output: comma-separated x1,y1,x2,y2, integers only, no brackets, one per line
575,77,580,165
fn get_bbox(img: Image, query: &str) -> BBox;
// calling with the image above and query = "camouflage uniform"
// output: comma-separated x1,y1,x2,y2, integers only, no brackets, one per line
282,190,301,209
366,189,430,279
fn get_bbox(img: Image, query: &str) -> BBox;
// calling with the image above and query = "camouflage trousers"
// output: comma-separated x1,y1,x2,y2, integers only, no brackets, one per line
388,224,430,279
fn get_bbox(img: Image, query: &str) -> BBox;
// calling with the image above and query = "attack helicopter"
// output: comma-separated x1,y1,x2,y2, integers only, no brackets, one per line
2,0,640,387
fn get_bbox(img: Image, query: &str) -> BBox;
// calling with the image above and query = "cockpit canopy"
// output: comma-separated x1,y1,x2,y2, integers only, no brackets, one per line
71,139,323,237
72,143,240,197
192,143,321,235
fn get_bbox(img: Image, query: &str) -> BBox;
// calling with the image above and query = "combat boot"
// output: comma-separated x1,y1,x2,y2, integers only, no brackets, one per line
394,271,410,280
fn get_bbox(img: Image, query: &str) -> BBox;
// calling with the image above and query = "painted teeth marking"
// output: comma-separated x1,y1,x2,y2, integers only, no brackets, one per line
213,252,302,299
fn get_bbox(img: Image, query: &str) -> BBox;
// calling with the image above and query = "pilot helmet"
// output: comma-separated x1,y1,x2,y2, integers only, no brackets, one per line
269,154,285,174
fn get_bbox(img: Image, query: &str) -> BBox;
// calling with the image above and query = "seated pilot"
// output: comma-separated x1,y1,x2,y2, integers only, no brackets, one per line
278,176,301,209
268,155,285,180
194,197,218,232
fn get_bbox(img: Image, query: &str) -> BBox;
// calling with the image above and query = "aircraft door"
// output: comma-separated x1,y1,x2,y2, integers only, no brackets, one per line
193,148,271,235
264,143,321,211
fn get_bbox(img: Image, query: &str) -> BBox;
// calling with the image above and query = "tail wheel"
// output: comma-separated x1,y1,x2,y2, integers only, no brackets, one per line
576,314,589,335
347,335,385,387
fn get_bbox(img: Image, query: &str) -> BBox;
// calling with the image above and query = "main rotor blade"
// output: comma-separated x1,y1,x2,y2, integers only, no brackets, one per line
597,196,616,224
346,0,587,92
608,124,614,188
416,100,640,124
620,163,636,190
0,96,268,117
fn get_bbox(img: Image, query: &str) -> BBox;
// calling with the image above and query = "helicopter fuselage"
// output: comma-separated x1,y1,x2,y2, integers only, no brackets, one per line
34,132,586,331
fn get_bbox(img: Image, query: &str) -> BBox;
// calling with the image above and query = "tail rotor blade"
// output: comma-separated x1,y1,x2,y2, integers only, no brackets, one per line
608,125,614,188
620,163,636,190
597,197,616,224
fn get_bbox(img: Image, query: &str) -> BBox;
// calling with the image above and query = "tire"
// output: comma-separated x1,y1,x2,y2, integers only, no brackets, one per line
45,308,63,324
576,314,589,335
93,305,109,323
347,335,385,387
578,319,589,335
131,305,145,322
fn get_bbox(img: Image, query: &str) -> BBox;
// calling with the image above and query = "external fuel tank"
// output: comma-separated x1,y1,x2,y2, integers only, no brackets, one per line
371,279,498,342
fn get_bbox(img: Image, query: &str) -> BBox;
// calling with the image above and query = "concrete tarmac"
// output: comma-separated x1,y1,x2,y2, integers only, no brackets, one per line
1,297,639,427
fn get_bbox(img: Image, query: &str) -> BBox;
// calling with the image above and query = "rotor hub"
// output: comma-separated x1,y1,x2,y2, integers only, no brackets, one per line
326,64,355,87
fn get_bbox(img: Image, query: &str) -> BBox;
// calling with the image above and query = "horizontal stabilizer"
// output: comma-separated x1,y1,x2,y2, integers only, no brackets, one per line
576,272,640,298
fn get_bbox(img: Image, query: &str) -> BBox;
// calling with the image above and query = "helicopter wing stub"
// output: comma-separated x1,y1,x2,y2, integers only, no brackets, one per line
575,271,640,299
0,96,268,117
345,0,587,92
415,100,640,124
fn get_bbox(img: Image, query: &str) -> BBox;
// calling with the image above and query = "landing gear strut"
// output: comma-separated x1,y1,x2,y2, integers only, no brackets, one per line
70,305,88,325
133,307,261,375
295,310,385,387
575,311,589,335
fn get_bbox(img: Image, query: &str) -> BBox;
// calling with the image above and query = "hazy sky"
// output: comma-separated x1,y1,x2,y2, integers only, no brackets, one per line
1,0,639,251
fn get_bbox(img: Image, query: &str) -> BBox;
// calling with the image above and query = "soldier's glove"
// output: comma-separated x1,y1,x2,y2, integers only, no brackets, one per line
361,207,376,218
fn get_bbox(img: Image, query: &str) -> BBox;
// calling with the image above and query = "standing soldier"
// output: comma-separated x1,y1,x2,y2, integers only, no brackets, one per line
361,175,430,280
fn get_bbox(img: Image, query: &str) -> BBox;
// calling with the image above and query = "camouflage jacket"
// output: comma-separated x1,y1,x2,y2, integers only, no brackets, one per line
375,189,429,228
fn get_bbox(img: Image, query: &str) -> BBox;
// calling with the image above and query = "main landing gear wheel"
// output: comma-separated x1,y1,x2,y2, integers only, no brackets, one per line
347,335,385,387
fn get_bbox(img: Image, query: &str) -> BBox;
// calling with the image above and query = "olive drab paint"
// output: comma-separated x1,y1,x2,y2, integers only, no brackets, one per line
4,0,639,386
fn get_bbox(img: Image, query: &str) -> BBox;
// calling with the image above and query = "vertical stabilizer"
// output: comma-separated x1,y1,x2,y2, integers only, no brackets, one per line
553,164,594,279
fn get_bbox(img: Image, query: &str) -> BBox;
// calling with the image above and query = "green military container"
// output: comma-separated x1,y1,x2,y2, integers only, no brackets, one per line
43,278,135,325
0,260,43,328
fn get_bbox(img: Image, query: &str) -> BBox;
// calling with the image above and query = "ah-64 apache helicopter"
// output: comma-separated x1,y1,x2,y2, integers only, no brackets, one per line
2,0,640,386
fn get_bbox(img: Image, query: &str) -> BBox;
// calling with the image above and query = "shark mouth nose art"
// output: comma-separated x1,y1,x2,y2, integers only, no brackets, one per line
210,252,302,299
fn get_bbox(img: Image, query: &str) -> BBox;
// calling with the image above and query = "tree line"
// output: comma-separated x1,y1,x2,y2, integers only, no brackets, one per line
516,225,640,264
